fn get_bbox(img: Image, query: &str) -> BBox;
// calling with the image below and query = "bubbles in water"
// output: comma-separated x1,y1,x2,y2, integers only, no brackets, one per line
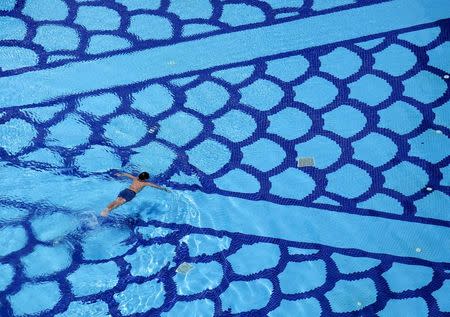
77,211,101,235
136,190,201,228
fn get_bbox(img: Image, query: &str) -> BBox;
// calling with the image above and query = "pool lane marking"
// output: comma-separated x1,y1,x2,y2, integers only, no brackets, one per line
1,0,449,109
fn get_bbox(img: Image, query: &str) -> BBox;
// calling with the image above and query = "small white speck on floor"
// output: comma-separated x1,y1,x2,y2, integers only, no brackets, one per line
357,301,362,307
435,130,443,134
426,187,433,191
148,125,158,134
444,74,449,79
168,60,176,65
416,247,422,253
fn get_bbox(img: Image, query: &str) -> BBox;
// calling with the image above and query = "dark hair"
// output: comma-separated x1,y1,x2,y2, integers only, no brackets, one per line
138,172,150,180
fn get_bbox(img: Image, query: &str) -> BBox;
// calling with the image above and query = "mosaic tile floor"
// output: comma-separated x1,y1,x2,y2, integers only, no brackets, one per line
0,0,449,316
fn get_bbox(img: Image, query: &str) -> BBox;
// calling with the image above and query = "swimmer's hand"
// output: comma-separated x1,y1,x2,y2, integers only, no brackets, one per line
157,186,171,193
144,182,171,192
115,172,136,179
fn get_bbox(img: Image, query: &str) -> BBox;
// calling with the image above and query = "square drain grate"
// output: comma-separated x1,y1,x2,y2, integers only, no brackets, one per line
297,157,315,168
176,262,193,274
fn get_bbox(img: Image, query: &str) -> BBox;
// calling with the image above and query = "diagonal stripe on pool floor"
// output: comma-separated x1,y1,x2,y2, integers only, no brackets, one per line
1,163,449,263
0,0,449,109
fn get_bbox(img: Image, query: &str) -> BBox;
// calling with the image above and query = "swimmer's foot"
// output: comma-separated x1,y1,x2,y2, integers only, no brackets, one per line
100,209,110,217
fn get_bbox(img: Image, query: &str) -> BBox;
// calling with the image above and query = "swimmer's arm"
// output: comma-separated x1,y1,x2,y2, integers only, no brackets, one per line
115,172,137,180
144,182,170,192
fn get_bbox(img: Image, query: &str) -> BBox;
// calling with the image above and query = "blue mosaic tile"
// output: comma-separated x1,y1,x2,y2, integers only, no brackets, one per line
227,242,280,275
8,282,61,316
279,260,327,294
174,261,223,295
325,278,377,313
379,298,429,317
382,263,434,292
220,279,273,313
67,262,119,297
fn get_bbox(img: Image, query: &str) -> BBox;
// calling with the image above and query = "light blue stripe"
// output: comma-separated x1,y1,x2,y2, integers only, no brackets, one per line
1,0,449,108
1,164,449,262
166,191,450,263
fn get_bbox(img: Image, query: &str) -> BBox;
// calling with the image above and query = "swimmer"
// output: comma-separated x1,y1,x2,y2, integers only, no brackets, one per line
100,172,169,217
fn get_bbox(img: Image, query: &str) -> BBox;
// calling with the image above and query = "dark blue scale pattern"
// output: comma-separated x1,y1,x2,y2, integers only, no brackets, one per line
0,198,449,316
1,0,389,76
1,21,449,226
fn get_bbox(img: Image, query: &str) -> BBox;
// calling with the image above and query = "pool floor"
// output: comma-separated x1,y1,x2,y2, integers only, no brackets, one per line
0,0,450,316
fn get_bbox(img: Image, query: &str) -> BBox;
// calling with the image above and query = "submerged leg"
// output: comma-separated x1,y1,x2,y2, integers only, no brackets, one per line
101,198,126,217
107,201,116,209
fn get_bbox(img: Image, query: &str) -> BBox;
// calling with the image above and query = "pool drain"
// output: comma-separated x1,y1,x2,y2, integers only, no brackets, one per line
297,157,315,168
176,262,193,274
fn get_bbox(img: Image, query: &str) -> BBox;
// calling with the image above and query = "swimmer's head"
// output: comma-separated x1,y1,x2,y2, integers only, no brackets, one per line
138,172,150,180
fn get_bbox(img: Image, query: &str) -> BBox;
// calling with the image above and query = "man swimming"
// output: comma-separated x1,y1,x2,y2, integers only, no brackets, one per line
100,172,169,217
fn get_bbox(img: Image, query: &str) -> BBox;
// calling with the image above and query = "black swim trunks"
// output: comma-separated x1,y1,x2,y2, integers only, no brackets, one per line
118,188,136,201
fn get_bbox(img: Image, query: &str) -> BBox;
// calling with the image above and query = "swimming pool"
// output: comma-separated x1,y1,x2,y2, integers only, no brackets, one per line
0,0,449,316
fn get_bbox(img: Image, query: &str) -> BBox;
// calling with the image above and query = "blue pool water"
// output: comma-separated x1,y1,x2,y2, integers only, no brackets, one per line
0,0,450,316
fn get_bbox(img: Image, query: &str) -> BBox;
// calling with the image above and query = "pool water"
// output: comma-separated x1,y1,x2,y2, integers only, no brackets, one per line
1,0,450,316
